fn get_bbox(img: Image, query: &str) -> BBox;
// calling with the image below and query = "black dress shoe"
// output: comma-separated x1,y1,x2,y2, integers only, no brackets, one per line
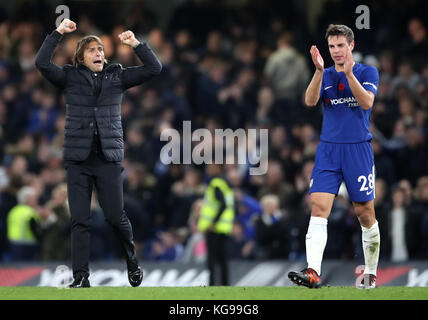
68,277,90,288
128,265,143,287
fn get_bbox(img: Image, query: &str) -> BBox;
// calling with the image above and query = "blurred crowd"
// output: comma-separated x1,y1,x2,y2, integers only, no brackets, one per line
0,0,427,264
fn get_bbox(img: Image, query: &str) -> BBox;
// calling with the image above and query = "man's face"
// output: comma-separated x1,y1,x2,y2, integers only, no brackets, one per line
82,41,105,72
327,35,354,66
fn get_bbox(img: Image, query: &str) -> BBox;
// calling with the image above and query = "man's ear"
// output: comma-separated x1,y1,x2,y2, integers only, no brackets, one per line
349,41,355,51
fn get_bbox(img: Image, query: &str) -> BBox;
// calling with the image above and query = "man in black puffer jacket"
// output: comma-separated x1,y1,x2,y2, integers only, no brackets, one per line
35,18,162,288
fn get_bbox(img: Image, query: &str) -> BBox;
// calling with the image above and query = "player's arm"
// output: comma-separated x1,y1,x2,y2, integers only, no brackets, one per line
344,47,375,110
35,19,76,88
305,45,324,107
118,30,162,90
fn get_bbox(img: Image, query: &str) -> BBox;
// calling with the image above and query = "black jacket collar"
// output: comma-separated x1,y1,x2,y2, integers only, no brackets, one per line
78,63,114,73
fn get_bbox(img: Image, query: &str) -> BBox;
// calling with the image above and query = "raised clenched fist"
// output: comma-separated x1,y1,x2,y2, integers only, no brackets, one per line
118,30,140,48
56,18,77,34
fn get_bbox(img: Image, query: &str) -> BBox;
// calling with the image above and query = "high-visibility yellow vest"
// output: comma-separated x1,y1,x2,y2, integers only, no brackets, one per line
7,204,40,244
198,177,235,234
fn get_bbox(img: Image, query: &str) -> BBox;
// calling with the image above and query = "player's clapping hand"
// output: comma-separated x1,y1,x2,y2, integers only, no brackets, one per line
310,45,324,72
118,30,140,48
56,18,77,34
344,46,354,76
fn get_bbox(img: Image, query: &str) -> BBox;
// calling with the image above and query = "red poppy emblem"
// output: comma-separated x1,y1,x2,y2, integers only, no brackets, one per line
338,83,345,90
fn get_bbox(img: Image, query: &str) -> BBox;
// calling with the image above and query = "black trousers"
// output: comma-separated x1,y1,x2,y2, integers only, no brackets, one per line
205,232,229,286
65,146,137,279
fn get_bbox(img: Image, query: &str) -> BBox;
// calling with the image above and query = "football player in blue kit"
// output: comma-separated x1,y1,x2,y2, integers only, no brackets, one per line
288,24,380,289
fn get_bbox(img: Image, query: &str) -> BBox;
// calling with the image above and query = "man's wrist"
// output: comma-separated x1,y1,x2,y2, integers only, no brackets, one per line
56,27,64,35
131,40,141,48
345,70,354,78
345,62,356,77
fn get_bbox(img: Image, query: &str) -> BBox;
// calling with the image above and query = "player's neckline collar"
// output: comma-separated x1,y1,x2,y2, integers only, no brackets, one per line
334,62,358,73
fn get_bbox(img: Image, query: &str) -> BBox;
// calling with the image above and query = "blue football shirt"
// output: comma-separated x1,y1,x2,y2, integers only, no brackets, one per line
319,63,379,143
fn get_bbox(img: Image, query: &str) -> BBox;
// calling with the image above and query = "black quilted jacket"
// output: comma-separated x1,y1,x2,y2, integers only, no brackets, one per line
35,30,162,161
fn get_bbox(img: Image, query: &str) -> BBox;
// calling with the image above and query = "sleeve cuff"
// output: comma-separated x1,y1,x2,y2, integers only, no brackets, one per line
132,42,145,50
362,82,378,95
50,30,64,42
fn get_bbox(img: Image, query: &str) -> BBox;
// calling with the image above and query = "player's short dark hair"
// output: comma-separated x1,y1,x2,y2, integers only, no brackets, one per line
325,24,354,44
72,35,108,67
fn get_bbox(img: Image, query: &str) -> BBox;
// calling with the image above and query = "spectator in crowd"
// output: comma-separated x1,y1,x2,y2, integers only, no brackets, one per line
264,32,310,128
389,186,409,262
166,168,205,229
144,230,184,262
372,139,397,186
414,176,428,259
0,174,20,260
125,124,156,169
37,183,70,261
267,125,290,169
233,188,262,244
255,86,275,125
195,58,227,119
377,179,425,261
378,51,395,84
181,199,206,264
26,89,59,141
227,221,257,260
254,194,290,259
402,126,426,184
390,60,421,96
218,67,257,129
402,17,428,70
257,160,295,212
6,185,41,261
123,161,157,229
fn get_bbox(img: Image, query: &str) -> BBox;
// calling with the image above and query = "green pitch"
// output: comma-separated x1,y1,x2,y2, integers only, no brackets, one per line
0,286,427,300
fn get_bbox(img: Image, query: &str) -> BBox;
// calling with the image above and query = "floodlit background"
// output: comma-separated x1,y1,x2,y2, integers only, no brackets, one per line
0,0,426,277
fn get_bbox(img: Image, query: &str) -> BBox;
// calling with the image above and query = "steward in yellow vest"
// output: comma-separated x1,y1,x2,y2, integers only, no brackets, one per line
198,177,235,235
7,204,40,245
197,163,235,285
7,186,41,261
